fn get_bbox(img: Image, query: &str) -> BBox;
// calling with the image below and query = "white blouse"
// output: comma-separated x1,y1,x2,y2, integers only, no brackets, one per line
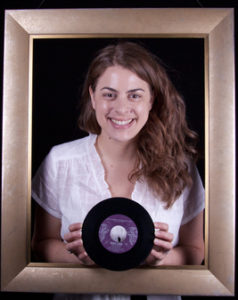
32,134,205,244
32,134,205,300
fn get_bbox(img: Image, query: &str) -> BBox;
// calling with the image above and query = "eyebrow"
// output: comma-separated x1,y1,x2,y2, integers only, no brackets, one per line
100,87,118,92
100,87,145,93
127,88,145,93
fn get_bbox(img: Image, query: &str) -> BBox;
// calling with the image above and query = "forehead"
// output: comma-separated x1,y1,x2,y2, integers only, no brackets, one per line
96,65,150,89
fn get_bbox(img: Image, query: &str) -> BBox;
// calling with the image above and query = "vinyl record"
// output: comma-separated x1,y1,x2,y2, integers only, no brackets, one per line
82,197,155,271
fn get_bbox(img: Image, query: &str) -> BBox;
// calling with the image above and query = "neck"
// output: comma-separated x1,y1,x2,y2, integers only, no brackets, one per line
96,134,137,163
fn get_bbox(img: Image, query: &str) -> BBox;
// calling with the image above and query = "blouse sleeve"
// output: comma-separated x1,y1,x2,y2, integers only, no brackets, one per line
32,148,62,219
181,163,205,225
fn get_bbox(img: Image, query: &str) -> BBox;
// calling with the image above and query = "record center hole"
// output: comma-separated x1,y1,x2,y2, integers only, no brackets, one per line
110,225,127,243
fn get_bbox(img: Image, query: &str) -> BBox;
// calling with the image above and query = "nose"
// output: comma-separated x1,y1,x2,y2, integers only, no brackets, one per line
114,95,132,115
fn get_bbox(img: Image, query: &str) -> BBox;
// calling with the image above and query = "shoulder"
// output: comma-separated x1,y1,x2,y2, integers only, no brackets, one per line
48,134,96,162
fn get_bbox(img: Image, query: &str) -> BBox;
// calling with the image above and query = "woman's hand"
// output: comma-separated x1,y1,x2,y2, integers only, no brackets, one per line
64,223,95,266
145,222,174,266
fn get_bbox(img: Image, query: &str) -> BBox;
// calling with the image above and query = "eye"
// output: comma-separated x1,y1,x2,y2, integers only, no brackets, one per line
128,93,142,100
102,92,117,99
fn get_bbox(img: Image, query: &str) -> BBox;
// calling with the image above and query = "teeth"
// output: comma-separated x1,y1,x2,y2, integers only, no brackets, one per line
111,119,132,125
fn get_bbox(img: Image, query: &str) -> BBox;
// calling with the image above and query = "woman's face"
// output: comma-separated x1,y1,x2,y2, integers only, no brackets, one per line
89,65,153,144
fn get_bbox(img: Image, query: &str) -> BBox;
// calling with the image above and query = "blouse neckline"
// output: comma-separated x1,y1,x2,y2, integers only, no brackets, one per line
87,134,146,204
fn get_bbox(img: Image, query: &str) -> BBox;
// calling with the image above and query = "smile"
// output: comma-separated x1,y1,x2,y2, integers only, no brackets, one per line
110,119,133,125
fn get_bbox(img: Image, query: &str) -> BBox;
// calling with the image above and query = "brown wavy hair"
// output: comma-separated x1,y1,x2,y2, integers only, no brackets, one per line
78,41,198,208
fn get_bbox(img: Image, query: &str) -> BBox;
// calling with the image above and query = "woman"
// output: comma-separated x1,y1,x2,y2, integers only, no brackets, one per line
32,42,205,298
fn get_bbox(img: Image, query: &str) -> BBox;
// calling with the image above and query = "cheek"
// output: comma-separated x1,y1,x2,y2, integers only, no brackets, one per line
94,100,112,116
136,102,151,118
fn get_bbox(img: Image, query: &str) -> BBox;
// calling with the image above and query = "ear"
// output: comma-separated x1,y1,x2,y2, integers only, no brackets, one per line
89,86,96,109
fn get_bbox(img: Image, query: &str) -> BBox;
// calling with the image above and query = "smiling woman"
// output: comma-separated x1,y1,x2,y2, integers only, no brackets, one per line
89,65,153,143
31,41,205,300
78,42,200,208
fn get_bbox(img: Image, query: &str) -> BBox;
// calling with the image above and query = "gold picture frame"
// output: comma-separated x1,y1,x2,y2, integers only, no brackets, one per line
1,8,235,295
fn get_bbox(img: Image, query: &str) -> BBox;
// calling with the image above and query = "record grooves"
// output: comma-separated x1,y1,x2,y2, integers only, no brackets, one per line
82,197,155,271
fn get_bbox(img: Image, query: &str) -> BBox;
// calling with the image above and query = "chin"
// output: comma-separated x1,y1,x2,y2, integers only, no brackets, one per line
107,131,138,144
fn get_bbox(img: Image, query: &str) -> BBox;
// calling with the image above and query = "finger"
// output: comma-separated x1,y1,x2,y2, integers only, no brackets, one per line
154,238,173,251
145,249,164,266
145,253,157,266
65,239,83,253
78,251,95,266
78,251,91,262
64,230,82,242
154,230,174,242
150,248,164,261
66,247,93,266
69,223,82,232
154,222,169,231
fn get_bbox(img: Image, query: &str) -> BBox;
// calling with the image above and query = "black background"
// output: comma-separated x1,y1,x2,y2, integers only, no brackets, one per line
32,37,205,178
0,1,237,299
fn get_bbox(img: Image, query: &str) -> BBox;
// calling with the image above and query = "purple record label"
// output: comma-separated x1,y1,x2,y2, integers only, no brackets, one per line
98,214,138,254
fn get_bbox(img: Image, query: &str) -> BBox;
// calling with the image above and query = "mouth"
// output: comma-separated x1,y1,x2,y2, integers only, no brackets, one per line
111,118,133,125
108,118,135,128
